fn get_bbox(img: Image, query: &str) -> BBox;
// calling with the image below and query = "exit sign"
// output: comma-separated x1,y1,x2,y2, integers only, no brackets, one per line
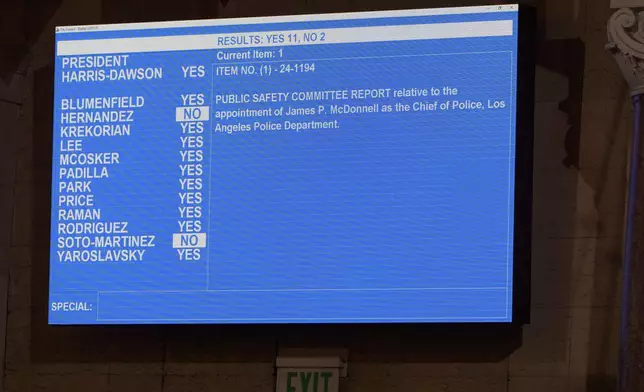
276,368,340,392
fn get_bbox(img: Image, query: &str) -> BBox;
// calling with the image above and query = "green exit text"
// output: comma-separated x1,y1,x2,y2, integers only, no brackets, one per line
286,371,334,392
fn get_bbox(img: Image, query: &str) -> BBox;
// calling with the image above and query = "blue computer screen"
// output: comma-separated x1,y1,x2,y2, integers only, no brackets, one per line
50,5,519,324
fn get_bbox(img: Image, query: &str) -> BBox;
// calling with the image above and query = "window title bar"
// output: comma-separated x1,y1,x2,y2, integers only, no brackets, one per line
55,5,518,34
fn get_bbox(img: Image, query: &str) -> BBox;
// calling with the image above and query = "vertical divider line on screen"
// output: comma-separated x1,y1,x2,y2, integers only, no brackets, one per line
206,62,214,292
505,50,515,319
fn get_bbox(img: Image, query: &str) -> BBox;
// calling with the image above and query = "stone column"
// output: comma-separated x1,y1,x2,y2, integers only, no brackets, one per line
606,3,644,391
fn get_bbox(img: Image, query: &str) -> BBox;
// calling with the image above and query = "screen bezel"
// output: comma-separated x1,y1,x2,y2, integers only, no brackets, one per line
42,5,535,328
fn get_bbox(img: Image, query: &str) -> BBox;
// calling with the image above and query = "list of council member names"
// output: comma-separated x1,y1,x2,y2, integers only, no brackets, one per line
54,54,211,265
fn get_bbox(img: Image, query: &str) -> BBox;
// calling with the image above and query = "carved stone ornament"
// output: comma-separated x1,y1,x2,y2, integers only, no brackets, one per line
607,8,644,96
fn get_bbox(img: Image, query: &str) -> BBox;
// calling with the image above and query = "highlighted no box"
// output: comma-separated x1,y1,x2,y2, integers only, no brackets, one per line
176,106,210,121
172,233,207,248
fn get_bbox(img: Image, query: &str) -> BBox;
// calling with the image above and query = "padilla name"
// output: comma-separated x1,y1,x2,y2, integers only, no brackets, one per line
59,166,108,179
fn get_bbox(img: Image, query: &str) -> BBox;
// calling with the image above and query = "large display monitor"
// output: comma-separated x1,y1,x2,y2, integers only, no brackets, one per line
49,4,529,324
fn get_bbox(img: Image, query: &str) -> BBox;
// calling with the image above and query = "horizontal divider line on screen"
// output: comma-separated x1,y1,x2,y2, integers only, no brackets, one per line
91,287,508,294
93,316,510,322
